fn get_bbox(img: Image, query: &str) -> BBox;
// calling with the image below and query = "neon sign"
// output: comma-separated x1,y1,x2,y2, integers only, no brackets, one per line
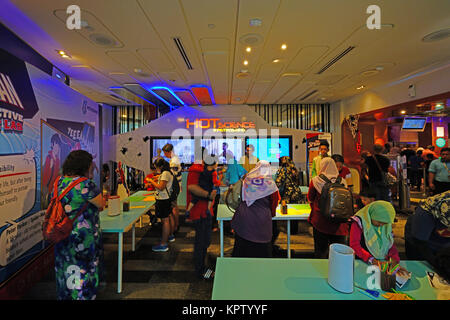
185,118,256,132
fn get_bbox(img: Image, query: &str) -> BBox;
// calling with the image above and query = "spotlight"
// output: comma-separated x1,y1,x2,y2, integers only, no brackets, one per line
128,137,133,141
143,136,150,142
120,147,128,155
137,152,142,157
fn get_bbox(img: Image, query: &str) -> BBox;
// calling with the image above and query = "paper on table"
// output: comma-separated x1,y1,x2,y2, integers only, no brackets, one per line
396,271,411,288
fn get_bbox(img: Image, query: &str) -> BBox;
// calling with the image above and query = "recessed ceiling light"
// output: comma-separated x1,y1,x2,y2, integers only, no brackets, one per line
356,85,365,90
57,50,66,55
375,66,384,71
208,24,216,29
400,110,406,114
243,60,249,66
281,44,287,50
246,47,252,52
272,59,280,63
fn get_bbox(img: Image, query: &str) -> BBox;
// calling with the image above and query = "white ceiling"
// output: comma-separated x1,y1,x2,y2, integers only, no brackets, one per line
1,0,450,106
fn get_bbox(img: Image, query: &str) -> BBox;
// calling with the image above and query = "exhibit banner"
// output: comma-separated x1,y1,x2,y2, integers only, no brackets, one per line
0,48,99,287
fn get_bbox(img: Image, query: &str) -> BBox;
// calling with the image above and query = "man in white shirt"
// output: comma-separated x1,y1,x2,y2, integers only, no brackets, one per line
163,143,182,232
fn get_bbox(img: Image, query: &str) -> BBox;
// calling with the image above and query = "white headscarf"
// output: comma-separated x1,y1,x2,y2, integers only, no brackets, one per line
312,157,347,193
242,160,279,207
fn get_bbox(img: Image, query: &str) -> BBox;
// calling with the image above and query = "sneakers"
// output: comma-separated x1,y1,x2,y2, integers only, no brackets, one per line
152,243,169,252
168,234,175,243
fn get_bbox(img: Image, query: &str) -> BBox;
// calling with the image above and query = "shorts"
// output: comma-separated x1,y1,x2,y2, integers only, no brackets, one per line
155,199,172,219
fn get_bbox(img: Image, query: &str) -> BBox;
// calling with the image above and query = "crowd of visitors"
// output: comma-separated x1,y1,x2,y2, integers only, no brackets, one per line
48,139,450,300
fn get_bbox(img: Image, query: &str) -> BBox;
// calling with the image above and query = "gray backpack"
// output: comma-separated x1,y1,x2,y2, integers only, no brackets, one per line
224,179,243,213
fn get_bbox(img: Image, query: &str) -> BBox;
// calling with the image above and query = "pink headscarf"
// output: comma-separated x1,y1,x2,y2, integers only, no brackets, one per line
242,160,279,207
312,157,347,193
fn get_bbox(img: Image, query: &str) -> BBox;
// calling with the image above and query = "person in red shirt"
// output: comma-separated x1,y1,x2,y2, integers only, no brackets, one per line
144,164,159,191
186,150,218,280
307,157,348,258
331,154,353,189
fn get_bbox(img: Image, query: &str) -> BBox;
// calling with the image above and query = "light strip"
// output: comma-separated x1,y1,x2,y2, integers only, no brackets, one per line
150,86,186,108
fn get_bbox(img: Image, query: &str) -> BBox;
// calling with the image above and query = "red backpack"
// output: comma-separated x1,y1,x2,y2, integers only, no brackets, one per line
42,176,89,243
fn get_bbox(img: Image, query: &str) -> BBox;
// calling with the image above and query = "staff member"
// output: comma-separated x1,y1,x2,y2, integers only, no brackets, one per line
429,148,450,195
311,140,330,178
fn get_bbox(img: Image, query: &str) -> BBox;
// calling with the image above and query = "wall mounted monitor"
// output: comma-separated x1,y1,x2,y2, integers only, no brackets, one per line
401,117,427,132
201,138,245,164
150,137,195,165
245,136,292,163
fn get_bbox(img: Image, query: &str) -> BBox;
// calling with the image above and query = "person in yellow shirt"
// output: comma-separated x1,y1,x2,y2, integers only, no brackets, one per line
239,144,259,173
311,140,330,178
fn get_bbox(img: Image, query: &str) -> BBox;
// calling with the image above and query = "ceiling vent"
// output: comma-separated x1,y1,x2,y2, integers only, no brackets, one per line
89,33,117,47
299,89,318,101
316,46,355,74
239,33,264,46
173,37,193,70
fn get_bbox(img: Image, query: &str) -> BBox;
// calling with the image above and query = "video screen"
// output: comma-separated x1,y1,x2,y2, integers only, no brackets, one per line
245,136,292,163
402,117,427,131
151,138,195,164
201,138,244,164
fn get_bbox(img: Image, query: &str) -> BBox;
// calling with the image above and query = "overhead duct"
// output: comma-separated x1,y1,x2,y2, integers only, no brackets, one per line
316,46,355,74
173,37,193,70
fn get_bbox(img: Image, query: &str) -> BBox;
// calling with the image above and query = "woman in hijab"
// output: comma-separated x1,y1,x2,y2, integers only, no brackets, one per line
307,157,348,258
405,190,450,266
349,201,403,268
231,161,281,258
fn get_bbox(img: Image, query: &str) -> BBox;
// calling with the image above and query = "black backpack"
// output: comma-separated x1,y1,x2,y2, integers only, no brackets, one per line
165,170,180,202
318,174,354,222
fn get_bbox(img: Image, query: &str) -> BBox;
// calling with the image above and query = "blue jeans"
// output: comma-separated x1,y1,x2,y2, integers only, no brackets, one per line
193,211,212,276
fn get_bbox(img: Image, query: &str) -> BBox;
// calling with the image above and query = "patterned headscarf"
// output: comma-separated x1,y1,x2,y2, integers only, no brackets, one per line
242,160,279,207
312,157,346,193
419,190,450,228
355,201,396,260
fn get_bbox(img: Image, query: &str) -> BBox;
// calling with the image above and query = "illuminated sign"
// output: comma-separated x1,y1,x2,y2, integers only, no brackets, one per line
185,118,256,132
436,138,446,148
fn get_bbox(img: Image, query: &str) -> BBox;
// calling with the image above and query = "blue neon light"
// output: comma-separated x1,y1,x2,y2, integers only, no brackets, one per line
150,86,186,108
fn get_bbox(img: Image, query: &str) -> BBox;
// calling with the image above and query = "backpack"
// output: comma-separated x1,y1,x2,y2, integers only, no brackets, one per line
165,170,180,203
42,176,89,243
318,174,354,222
224,178,243,213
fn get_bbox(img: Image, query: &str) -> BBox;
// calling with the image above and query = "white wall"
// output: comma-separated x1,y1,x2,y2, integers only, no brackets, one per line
330,62,450,154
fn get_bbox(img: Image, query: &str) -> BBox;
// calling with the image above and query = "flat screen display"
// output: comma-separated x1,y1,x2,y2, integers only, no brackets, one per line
150,137,195,164
245,136,292,163
201,138,244,164
402,117,427,131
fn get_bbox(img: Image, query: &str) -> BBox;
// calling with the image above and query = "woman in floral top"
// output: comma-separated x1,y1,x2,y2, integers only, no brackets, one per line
52,150,105,300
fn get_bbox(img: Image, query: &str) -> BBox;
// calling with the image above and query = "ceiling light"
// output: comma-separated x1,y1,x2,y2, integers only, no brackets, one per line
400,110,406,114
58,50,66,55
208,24,216,29
243,60,249,66
375,66,384,71
272,59,280,63
356,85,365,90
281,44,287,50
249,18,262,27
246,47,252,52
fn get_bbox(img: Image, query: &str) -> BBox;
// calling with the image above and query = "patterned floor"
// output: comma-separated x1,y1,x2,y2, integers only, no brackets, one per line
23,209,410,300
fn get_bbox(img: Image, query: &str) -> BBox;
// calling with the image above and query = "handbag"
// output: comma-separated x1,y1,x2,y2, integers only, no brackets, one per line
373,155,397,188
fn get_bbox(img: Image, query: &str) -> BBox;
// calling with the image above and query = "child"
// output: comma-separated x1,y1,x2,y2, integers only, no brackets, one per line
356,188,376,210
186,160,220,216
349,201,409,276
144,164,159,191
